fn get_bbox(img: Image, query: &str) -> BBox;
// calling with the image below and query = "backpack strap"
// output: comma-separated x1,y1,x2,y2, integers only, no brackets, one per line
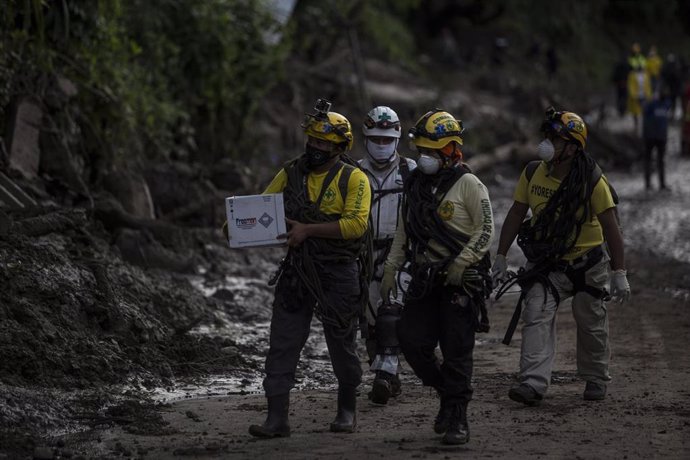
525,160,541,183
336,163,355,203
398,157,410,182
315,162,345,208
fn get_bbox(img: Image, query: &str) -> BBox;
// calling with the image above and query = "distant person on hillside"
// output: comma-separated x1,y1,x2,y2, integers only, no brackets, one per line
492,37,508,67
612,53,632,117
682,81,690,156
628,63,652,135
493,108,629,407
661,53,683,119
646,46,663,92
642,89,671,190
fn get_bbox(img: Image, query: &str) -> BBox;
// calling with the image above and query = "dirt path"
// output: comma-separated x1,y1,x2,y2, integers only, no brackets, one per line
58,148,690,459
61,248,690,459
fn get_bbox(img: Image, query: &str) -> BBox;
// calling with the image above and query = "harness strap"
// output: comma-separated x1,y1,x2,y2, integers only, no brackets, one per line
502,291,526,345
314,162,345,208
563,245,609,299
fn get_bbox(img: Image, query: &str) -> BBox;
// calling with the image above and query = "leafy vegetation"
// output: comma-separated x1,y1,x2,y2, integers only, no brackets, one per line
1,0,286,165
1,0,689,173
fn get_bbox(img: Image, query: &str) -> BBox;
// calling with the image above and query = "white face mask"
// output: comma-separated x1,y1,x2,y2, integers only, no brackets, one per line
366,139,397,164
417,154,441,175
537,139,555,161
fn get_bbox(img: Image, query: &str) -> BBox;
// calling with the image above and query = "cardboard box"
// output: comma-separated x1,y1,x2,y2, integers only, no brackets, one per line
225,193,287,248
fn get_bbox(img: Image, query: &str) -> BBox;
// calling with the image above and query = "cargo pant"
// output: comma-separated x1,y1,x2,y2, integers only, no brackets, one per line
263,261,363,397
398,280,476,405
518,254,611,396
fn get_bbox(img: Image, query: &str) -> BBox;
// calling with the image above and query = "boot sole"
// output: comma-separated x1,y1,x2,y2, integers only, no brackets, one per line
433,423,449,434
248,425,290,438
442,434,470,445
329,424,356,433
508,389,542,407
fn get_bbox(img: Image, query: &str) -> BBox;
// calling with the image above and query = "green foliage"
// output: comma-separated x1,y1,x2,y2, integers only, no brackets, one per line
360,0,421,69
0,0,287,165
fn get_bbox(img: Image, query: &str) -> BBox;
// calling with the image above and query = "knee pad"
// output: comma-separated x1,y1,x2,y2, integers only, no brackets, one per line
375,304,401,355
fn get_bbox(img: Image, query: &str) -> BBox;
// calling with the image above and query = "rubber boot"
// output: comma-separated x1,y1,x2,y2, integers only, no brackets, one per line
330,386,357,433
442,402,470,445
248,394,290,438
433,392,451,434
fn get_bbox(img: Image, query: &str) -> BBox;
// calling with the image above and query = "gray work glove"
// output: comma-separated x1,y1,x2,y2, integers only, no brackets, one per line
610,269,631,303
492,254,508,286
379,266,398,302
444,259,469,287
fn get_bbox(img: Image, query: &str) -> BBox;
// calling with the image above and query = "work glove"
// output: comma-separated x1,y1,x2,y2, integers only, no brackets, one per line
444,259,469,287
221,220,229,240
379,267,398,302
492,254,508,286
610,269,631,304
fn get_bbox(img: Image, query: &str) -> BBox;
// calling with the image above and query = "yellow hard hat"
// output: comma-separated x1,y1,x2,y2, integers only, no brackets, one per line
541,107,587,150
302,111,354,150
408,110,464,150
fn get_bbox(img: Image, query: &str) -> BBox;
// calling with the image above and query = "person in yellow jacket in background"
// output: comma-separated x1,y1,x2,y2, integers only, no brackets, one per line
646,45,663,92
628,42,646,70
628,57,652,135
246,99,371,438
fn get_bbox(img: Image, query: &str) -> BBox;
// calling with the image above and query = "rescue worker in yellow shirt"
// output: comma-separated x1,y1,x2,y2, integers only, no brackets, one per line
492,108,631,407
247,99,372,438
380,110,495,445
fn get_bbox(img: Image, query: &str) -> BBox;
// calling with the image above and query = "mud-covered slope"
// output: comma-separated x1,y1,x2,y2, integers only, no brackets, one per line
0,208,246,390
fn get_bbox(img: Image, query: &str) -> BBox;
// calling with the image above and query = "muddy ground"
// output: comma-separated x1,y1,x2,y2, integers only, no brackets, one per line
2,125,690,459
60,246,690,459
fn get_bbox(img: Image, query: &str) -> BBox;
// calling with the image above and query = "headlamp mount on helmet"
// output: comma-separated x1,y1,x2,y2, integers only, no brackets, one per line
312,98,331,120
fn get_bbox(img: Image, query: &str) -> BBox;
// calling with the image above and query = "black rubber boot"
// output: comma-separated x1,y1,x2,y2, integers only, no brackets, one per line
433,393,452,434
248,394,290,438
442,402,470,445
330,386,357,433
370,371,393,405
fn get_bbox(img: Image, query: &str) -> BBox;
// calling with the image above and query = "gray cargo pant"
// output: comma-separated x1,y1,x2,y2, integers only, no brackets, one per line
518,254,611,396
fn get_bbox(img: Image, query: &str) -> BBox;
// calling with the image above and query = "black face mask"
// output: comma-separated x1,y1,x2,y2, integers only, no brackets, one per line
304,144,335,170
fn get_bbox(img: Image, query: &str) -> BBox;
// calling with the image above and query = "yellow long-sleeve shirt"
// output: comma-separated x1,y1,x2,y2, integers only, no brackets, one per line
386,172,494,271
263,165,371,239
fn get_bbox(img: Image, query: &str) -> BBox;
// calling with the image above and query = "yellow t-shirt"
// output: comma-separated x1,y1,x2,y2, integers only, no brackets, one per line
513,162,615,260
263,164,371,239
